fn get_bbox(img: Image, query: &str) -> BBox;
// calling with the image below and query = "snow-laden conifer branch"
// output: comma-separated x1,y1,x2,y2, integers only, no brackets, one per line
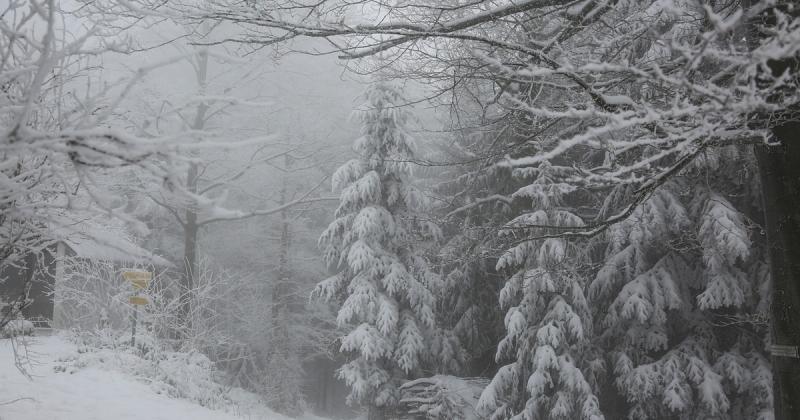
195,0,799,198
496,142,709,241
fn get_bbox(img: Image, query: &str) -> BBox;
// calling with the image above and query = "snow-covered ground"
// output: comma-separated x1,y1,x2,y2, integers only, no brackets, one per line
0,334,327,420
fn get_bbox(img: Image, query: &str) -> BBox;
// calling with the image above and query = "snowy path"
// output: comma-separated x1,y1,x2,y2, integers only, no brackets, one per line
0,335,300,420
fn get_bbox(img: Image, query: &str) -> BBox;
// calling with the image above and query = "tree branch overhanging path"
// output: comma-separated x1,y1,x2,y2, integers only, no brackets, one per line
190,0,799,237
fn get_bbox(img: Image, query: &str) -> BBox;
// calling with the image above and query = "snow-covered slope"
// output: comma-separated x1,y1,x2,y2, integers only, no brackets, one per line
0,334,325,420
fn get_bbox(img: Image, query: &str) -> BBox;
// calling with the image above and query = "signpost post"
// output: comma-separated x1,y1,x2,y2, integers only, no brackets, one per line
122,270,151,347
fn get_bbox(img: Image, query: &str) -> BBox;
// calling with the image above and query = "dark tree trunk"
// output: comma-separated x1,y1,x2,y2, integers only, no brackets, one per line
758,123,800,420
752,2,800,419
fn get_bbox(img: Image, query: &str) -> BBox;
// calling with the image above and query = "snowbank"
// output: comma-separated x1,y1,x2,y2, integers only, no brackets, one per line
0,334,328,420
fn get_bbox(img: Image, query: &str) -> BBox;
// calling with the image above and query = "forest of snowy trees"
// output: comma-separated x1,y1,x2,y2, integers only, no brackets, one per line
2,0,799,419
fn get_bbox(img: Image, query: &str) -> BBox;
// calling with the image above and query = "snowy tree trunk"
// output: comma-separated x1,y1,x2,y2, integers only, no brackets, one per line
181,48,210,330
267,157,305,415
182,160,199,328
272,168,292,330
758,119,800,420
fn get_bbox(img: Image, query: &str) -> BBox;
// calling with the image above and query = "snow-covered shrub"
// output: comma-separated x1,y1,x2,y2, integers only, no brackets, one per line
54,258,162,330
154,350,226,406
0,319,34,338
62,329,231,409
56,253,335,415
56,256,241,353
55,259,254,407
399,375,488,420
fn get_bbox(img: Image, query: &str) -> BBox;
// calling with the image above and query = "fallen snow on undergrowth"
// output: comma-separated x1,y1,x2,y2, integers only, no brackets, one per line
0,332,327,420
0,320,34,338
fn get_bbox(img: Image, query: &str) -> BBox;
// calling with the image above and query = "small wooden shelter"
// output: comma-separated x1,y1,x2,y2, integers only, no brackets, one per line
0,222,170,327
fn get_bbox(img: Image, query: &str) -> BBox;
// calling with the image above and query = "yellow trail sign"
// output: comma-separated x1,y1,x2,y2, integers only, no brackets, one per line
129,296,149,306
123,271,151,290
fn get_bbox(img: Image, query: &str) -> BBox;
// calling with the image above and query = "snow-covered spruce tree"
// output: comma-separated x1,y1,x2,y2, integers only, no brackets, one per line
589,146,772,420
315,82,439,419
477,161,603,420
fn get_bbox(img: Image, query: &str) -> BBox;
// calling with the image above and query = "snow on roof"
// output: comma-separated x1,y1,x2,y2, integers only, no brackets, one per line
49,216,172,267
62,232,172,266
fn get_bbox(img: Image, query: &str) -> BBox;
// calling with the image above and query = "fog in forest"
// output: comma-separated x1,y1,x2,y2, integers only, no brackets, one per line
2,1,799,420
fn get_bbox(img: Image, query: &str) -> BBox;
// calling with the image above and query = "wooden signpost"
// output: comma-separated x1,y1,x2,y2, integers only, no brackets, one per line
123,270,151,347
129,296,149,306
123,271,151,290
